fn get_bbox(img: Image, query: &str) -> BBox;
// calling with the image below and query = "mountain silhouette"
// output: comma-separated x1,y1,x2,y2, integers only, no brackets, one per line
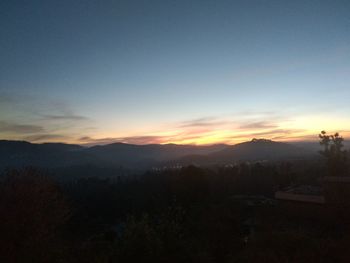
0,140,227,170
167,139,316,166
0,139,316,171
210,138,313,161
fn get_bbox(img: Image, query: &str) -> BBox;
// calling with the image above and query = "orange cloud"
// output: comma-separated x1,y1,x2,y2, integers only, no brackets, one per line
79,114,350,146
4,109,350,146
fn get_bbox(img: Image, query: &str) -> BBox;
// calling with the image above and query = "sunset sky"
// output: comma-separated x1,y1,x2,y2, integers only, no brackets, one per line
1,0,350,145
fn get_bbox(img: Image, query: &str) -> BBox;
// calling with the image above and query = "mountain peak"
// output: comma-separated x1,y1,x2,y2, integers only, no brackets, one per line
250,138,274,143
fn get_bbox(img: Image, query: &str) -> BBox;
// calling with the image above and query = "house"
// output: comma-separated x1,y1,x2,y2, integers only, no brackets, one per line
275,177,350,221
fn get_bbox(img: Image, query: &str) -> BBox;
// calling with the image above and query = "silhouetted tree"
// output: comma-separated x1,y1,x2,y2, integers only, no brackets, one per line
0,168,71,263
319,131,348,176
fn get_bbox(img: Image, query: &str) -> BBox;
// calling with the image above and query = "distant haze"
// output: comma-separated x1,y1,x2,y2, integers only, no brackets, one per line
0,139,320,171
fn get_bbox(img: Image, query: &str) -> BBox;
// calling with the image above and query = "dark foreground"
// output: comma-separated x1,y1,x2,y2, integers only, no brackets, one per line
1,161,349,263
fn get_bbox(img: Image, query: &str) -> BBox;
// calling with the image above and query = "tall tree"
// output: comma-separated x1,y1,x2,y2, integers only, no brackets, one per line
319,131,348,176
0,168,70,263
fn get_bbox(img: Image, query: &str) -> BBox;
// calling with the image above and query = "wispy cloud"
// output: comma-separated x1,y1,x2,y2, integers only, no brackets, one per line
179,117,228,128
249,129,304,137
2,99,344,145
79,135,167,146
0,121,44,134
78,113,295,145
39,108,89,121
0,94,94,144
23,134,68,142
118,136,167,144
42,112,89,121
239,121,278,130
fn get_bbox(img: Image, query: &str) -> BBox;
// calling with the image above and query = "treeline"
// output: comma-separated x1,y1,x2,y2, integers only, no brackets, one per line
0,160,349,263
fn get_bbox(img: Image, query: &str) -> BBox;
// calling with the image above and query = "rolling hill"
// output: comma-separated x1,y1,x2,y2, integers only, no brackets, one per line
0,140,228,170
167,139,316,166
0,139,317,171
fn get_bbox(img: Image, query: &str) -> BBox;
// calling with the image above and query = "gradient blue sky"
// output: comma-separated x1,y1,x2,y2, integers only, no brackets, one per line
1,0,350,145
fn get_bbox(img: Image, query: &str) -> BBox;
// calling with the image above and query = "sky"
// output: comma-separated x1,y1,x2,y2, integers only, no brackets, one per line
1,0,350,145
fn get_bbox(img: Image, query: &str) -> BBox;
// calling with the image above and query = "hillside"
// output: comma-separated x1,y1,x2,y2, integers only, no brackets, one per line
0,140,93,169
0,139,318,171
168,139,316,166
0,140,228,170
209,139,314,162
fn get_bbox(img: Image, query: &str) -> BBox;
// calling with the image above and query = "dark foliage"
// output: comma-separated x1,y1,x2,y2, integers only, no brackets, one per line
319,131,348,176
0,168,70,263
0,159,349,262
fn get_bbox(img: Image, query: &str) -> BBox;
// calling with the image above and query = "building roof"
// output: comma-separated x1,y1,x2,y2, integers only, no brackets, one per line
275,185,325,204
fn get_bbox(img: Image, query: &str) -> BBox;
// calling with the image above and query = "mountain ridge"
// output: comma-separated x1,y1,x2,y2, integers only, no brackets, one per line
0,139,319,170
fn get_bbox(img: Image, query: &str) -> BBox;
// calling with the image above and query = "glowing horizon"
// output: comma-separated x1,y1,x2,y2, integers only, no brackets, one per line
1,1,350,145
2,110,349,146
